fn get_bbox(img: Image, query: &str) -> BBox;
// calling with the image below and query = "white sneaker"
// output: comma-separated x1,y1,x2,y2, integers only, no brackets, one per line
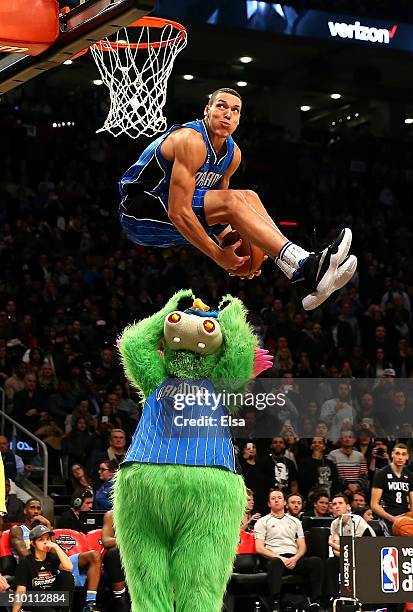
302,254,357,311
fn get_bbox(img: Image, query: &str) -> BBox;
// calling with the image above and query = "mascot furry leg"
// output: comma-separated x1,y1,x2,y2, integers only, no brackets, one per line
114,463,245,611
114,290,273,612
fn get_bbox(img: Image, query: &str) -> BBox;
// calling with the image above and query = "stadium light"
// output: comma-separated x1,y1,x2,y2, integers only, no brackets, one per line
236,81,248,87
300,105,311,112
239,56,253,64
93,79,103,86
183,74,194,80
405,118,413,124
330,93,341,99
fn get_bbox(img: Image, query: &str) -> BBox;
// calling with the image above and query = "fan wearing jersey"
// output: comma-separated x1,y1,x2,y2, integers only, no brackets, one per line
371,442,413,536
113,289,273,612
119,88,356,310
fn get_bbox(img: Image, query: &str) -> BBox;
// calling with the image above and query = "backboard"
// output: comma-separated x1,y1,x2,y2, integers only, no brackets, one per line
0,0,155,95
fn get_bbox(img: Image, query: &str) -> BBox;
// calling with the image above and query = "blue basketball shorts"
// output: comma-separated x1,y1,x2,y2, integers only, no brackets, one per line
118,190,228,248
69,553,87,588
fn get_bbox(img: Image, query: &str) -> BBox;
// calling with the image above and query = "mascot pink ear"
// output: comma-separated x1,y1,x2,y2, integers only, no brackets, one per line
116,338,121,348
253,347,273,377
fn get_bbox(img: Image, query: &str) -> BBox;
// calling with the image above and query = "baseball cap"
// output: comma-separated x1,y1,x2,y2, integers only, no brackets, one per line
29,525,55,541
383,368,396,377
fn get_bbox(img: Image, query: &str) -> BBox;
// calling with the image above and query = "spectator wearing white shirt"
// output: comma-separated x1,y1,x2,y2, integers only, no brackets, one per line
254,488,323,612
326,493,375,599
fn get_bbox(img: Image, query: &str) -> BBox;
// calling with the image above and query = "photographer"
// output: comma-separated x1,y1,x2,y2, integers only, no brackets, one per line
368,438,391,476
12,525,74,612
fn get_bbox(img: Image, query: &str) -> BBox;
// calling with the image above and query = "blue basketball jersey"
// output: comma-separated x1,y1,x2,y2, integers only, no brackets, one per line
122,379,237,473
13,524,30,559
119,118,235,205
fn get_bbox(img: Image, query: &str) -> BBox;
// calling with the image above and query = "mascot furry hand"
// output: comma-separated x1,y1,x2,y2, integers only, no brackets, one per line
114,289,272,612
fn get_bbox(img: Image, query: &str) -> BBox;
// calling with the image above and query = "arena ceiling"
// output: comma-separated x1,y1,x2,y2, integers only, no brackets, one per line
18,20,413,123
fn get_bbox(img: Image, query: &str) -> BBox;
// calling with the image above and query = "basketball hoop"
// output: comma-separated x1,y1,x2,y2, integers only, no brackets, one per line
87,16,187,139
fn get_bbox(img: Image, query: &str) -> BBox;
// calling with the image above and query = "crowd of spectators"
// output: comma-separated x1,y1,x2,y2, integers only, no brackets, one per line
1,70,413,609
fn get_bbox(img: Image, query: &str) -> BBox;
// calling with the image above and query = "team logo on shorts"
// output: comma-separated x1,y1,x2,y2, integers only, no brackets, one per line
381,547,399,593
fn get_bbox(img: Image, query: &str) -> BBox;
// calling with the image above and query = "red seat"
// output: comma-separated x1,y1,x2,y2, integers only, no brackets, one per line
86,529,106,558
237,530,256,555
53,529,88,557
0,529,16,575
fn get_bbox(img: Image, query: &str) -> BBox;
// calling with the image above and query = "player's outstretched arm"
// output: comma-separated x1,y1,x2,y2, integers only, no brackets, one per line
167,132,248,271
118,289,194,399
168,132,221,260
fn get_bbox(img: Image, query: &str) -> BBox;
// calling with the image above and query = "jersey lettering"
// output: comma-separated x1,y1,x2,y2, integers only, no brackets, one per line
387,482,410,491
195,170,222,188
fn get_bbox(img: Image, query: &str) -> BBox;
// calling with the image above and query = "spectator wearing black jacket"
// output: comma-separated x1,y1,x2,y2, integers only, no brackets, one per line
261,437,298,495
298,437,340,500
4,478,25,523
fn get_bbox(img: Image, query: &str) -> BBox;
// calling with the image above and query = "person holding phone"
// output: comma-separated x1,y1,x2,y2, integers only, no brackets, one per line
369,438,391,475
12,525,74,612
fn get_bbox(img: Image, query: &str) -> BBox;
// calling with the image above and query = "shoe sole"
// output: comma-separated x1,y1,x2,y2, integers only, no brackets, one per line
316,227,352,294
302,254,357,310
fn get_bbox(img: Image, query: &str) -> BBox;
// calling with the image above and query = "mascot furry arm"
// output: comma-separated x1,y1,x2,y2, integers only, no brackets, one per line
118,289,195,399
114,290,272,612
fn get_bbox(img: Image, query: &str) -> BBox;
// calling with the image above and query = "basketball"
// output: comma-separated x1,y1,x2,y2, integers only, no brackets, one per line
392,515,413,536
220,230,265,277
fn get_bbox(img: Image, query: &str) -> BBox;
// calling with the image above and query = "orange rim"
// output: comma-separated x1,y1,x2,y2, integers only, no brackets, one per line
71,16,186,59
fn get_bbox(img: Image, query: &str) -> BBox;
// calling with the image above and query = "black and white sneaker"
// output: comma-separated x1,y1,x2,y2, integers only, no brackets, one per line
302,254,357,310
299,227,352,296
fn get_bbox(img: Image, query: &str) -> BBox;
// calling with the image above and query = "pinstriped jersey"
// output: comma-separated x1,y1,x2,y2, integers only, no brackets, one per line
119,119,235,205
122,379,237,473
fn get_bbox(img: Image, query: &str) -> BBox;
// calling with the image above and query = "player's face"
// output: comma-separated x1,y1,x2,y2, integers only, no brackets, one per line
204,93,241,138
25,501,42,522
392,447,409,467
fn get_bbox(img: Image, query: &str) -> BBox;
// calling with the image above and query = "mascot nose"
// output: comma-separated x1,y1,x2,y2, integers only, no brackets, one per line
164,312,223,355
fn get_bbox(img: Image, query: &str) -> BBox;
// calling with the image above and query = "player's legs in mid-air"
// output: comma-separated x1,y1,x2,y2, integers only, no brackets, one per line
204,187,356,308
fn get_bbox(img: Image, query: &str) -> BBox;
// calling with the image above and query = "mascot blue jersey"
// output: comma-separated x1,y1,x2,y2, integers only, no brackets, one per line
122,379,237,473
118,119,235,247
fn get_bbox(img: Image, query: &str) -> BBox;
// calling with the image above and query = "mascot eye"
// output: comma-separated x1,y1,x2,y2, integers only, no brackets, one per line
168,313,181,323
203,320,215,333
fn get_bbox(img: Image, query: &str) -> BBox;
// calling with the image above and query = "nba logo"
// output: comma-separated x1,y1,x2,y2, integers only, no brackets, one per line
381,547,399,593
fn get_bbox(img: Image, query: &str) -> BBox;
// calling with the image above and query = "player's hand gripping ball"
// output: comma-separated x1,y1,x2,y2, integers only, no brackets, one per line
220,230,266,277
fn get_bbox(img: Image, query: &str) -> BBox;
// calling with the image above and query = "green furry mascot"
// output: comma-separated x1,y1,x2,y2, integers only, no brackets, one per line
113,289,272,612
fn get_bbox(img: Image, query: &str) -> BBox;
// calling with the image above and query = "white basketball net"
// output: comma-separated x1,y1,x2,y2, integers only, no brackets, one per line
90,21,187,138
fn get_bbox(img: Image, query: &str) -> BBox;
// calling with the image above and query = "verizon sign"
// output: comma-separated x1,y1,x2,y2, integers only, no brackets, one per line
328,20,398,44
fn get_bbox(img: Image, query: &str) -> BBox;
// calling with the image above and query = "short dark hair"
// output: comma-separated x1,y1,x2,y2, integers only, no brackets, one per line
25,497,41,508
208,88,242,106
287,493,304,503
268,487,286,500
313,490,330,503
332,493,350,504
101,459,119,473
393,442,408,452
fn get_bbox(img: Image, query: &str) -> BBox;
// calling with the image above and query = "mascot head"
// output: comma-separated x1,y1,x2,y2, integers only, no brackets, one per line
163,296,245,379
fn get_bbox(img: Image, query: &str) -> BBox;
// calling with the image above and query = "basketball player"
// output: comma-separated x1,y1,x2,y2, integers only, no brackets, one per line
371,442,413,536
119,88,357,310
